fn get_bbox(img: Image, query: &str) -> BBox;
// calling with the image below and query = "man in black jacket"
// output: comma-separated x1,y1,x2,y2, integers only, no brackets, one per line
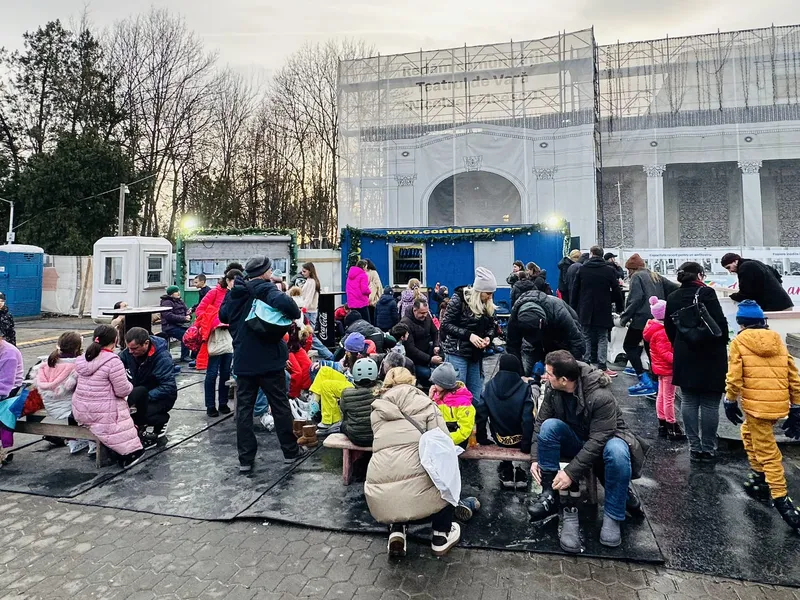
219,255,304,473
121,327,178,445
604,252,625,281
528,351,646,552
570,246,624,376
721,253,793,312
506,290,585,378
557,250,581,301
563,252,589,305
400,298,442,381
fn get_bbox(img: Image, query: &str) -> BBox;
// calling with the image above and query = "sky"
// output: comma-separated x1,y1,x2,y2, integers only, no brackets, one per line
1,0,798,76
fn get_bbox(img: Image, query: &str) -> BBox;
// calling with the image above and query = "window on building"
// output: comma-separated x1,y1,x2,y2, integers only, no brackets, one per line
104,256,124,286
473,241,514,288
145,253,167,286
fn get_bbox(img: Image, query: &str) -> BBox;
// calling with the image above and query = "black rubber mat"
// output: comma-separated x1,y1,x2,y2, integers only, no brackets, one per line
65,416,317,520
238,446,663,562
0,406,230,498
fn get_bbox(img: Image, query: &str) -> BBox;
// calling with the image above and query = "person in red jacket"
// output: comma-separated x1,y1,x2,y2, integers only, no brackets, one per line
345,261,372,322
286,324,312,399
642,296,685,441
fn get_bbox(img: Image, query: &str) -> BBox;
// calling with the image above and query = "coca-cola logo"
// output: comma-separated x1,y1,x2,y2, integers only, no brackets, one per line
319,312,329,342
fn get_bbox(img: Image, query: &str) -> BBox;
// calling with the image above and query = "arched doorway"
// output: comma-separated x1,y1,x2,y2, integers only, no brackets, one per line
427,171,522,226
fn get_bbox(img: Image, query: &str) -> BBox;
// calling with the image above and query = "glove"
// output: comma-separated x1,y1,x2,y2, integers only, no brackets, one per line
723,400,743,426
781,405,800,439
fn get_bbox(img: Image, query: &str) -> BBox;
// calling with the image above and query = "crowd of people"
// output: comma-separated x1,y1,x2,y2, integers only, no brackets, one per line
0,248,798,559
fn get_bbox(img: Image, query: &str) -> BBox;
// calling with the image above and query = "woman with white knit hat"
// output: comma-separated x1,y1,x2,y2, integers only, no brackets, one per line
440,267,498,403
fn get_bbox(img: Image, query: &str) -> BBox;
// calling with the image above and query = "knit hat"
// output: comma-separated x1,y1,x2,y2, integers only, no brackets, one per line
430,362,458,390
343,332,367,353
736,299,766,326
473,267,497,293
245,255,272,278
649,296,666,321
383,285,393,295
499,354,524,376
625,253,645,271
344,310,361,328
271,269,284,281
569,249,581,260
166,285,180,295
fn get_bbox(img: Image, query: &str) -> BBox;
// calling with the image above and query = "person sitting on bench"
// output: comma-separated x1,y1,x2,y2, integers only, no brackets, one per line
528,350,646,553
0,326,23,466
73,325,145,469
120,327,178,447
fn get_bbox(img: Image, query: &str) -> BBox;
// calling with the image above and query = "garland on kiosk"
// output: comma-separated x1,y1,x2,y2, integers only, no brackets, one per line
341,222,570,267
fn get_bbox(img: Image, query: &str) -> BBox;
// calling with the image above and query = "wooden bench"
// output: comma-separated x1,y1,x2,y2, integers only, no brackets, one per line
322,433,599,503
14,411,110,467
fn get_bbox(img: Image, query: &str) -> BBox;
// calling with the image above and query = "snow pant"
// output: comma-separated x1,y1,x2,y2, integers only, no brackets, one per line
309,366,353,425
741,415,786,499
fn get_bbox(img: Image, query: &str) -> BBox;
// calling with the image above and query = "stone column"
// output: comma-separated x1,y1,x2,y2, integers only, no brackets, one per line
643,164,666,248
394,174,416,227
738,160,764,246
534,167,557,223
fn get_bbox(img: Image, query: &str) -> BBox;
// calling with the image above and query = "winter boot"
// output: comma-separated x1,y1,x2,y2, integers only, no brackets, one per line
599,514,622,547
388,525,407,558
628,373,656,397
528,470,559,521
297,425,319,448
626,487,645,518
514,466,529,490
743,471,773,506
774,496,800,531
657,419,668,438
292,419,306,439
431,523,461,557
667,421,687,441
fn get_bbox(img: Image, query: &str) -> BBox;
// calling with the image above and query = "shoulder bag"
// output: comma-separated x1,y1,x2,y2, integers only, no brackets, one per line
670,288,722,344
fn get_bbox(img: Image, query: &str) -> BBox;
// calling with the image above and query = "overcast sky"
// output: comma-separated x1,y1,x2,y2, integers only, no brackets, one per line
1,1,798,76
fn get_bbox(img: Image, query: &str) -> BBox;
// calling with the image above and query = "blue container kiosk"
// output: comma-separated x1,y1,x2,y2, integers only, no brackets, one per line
340,223,569,314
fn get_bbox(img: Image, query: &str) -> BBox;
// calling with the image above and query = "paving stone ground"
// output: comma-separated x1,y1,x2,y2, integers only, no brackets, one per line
0,492,798,600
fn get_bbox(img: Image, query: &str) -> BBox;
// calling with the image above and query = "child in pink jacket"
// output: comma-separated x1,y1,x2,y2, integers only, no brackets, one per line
73,325,145,469
345,261,372,320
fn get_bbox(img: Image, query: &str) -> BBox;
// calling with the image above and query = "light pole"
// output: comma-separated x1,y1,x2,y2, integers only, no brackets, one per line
117,184,130,236
0,197,14,244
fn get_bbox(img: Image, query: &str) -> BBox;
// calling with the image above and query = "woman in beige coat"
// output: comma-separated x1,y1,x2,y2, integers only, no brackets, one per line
365,367,461,557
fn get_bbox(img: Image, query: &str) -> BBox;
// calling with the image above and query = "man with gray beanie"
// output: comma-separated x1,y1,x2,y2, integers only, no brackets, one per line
220,255,304,473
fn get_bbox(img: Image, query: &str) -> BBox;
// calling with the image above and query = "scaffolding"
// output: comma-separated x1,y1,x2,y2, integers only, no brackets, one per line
338,30,598,229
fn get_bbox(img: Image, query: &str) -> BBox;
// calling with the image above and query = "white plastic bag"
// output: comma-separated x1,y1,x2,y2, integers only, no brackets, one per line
418,428,464,507
260,413,275,431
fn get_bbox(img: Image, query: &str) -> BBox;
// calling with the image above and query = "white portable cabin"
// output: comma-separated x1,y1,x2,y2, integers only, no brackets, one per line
91,236,173,320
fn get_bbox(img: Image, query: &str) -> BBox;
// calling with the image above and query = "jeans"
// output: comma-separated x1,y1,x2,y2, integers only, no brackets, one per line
311,335,334,360
582,325,609,370
307,311,318,329
536,418,631,521
681,389,720,453
445,354,484,403
236,371,298,465
204,353,232,409
254,390,268,417
164,325,190,360
415,364,432,382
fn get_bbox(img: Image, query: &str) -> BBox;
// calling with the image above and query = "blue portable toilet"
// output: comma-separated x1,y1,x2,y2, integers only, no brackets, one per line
0,245,44,318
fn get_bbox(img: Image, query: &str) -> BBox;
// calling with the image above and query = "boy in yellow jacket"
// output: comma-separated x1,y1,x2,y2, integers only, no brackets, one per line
724,300,800,532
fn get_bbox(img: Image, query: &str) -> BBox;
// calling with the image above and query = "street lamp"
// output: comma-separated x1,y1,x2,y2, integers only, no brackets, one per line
0,197,14,244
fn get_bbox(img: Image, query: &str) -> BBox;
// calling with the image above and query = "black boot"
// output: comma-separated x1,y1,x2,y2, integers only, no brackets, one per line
743,471,773,506
528,470,559,522
774,495,800,531
657,419,668,438
667,421,686,441
626,487,645,518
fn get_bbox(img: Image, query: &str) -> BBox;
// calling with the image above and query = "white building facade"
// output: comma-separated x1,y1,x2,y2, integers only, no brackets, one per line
338,25,800,248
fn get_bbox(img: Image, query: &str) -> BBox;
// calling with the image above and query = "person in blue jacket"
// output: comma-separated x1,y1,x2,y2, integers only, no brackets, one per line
219,255,305,474
375,286,399,332
120,327,178,446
